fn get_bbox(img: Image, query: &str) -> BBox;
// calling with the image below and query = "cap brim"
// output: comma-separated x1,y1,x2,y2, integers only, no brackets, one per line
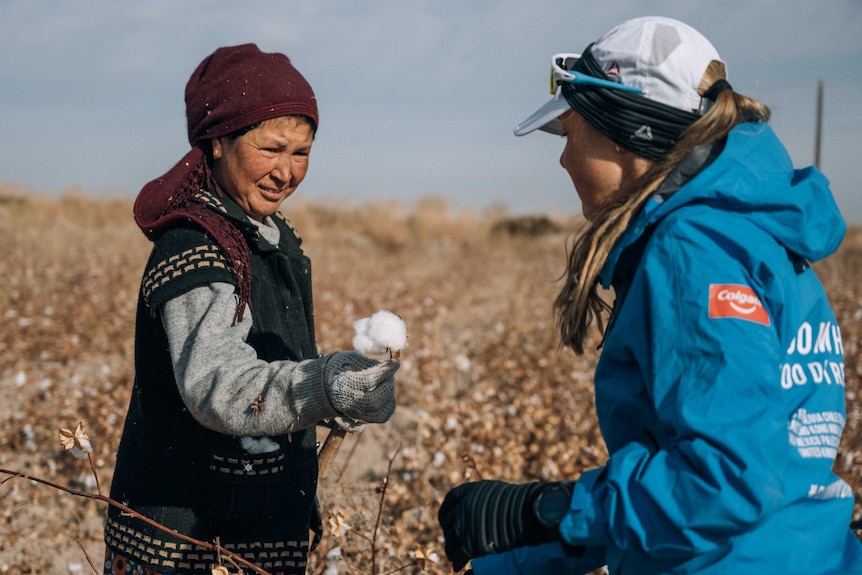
513,93,570,136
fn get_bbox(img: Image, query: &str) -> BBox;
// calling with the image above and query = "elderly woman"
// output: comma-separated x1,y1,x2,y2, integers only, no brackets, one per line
105,44,398,575
438,16,862,575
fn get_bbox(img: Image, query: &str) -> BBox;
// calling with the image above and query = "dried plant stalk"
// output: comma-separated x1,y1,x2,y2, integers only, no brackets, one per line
318,426,348,481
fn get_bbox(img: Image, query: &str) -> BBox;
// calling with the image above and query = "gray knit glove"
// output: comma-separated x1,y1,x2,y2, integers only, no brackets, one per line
320,352,398,423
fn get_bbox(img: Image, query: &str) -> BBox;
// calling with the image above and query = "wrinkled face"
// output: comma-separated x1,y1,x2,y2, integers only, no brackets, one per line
211,116,314,221
558,110,652,220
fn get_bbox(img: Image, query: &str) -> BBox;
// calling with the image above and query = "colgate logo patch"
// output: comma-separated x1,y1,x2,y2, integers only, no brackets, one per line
606,61,621,78
708,284,770,326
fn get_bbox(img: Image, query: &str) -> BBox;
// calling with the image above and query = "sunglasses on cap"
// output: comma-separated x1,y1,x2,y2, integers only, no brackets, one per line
550,53,644,96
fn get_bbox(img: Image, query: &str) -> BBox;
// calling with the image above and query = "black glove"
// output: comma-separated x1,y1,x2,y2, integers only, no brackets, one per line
438,480,572,571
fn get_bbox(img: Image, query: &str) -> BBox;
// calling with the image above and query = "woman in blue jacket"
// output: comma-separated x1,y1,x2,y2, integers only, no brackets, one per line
438,16,862,575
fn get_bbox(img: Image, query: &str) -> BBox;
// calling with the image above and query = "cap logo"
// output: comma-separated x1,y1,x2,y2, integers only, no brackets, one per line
605,61,621,78
708,284,770,326
632,125,653,141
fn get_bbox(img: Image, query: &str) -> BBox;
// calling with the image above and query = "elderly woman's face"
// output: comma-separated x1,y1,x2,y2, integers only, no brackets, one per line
211,116,314,221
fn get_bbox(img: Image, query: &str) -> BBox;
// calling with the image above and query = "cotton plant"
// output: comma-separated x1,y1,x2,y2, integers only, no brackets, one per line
342,309,407,431
58,422,93,459
35,423,262,574
318,311,408,481
352,310,408,359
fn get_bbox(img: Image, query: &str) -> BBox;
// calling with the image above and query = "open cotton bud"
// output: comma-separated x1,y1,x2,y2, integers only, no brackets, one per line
59,422,93,459
353,310,407,358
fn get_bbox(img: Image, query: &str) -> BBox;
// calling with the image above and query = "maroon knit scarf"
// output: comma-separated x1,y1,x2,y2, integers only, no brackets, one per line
133,148,252,322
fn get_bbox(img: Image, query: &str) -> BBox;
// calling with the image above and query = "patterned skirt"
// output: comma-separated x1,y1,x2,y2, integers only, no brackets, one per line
104,547,167,575
103,547,296,575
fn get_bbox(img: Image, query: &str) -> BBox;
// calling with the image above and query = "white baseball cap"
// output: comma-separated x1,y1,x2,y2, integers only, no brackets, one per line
514,16,724,136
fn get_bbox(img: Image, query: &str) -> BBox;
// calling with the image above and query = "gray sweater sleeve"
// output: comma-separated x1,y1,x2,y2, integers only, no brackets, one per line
161,282,335,437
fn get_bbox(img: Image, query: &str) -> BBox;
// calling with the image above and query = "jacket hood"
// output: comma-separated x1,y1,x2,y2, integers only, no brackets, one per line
601,123,845,288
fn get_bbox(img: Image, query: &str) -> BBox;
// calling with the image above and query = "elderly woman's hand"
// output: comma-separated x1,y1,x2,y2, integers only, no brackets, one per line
322,352,398,423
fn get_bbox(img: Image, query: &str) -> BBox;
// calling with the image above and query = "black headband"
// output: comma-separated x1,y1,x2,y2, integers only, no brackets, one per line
561,46,700,161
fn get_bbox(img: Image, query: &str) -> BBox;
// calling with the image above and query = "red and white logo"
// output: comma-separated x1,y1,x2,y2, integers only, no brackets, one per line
708,284,770,326
606,61,621,78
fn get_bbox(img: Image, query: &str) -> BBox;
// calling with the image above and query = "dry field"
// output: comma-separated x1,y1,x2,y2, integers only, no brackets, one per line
1,186,860,574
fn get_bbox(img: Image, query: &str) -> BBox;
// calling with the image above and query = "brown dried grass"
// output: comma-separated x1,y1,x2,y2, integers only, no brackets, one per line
0,186,859,574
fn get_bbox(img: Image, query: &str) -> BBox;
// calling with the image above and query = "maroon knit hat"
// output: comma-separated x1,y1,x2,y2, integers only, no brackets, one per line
185,43,318,146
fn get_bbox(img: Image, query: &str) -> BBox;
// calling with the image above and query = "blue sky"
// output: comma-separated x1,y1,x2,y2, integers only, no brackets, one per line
2,1,861,221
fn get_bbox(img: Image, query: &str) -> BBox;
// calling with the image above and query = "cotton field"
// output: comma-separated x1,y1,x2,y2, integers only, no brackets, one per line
1,189,860,574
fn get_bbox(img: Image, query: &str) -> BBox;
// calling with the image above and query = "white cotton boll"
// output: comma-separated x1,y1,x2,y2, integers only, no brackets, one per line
352,310,407,355
353,317,370,333
240,436,280,454
365,310,407,351
351,333,377,354
70,436,92,459
454,354,471,372
352,317,386,354
324,547,342,575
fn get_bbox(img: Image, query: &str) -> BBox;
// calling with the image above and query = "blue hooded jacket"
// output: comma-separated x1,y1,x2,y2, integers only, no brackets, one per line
474,123,862,574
